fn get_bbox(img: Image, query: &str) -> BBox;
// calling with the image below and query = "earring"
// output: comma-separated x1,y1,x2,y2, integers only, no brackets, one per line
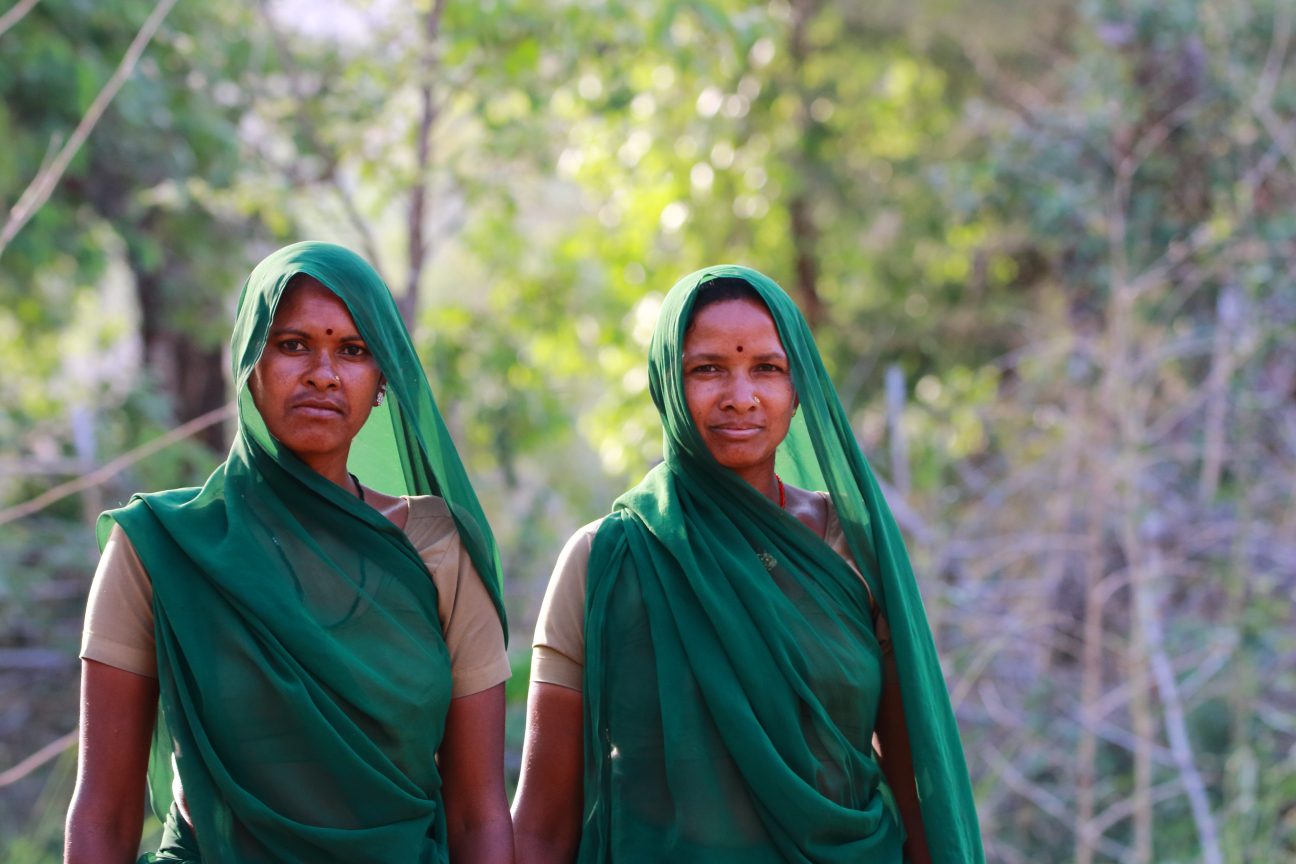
375,388,386,406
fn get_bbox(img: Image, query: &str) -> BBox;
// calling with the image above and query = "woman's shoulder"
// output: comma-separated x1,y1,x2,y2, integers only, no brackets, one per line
405,493,453,521
817,492,860,563
813,491,884,620
782,485,837,540
817,490,843,541
99,522,148,574
556,517,606,568
401,494,456,554
97,486,200,539
569,516,606,544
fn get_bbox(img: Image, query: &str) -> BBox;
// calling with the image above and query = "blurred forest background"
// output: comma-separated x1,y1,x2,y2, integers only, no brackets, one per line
1,0,1293,860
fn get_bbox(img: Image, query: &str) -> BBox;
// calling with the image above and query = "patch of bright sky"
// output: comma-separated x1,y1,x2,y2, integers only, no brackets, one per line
269,0,399,44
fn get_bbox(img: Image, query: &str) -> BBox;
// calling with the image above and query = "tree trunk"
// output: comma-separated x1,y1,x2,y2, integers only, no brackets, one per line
402,0,449,330
133,263,227,452
786,0,824,328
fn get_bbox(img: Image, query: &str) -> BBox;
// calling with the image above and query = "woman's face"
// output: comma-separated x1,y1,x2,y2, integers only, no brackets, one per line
682,296,796,480
248,279,383,475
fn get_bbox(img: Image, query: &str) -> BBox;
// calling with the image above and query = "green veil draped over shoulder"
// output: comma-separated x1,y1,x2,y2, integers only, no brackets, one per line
581,266,982,863
97,242,505,863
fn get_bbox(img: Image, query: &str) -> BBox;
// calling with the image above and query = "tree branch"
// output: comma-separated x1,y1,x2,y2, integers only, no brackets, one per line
253,0,388,277
0,0,179,258
984,741,1132,862
0,730,76,788
0,402,233,527
1135,544,1225,864
0,0,40,40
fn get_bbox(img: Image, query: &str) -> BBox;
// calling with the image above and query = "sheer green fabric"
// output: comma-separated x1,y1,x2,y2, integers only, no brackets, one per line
96,242,506,863
581,266,982,863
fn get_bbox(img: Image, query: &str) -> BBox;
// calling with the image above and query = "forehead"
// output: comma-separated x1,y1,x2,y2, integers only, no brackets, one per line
271,279,356,327
684,297,782,349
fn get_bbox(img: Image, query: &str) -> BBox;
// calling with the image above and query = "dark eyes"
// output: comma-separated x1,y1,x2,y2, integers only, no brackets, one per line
276,339,369,357
687,362,786,375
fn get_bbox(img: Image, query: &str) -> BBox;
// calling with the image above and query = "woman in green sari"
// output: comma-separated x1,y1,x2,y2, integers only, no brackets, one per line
512,267,982,863
65,242,513,863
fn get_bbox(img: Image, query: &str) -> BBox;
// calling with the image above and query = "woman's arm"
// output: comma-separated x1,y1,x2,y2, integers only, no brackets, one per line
440,683,515,863
511,681,583,864
874,645,932,864
65,659,158,864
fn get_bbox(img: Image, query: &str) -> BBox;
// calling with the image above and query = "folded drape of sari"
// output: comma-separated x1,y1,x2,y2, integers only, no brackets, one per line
103,242,506,863
580,266,983,863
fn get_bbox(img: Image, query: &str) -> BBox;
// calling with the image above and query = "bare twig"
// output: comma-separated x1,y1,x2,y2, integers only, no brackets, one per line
1076,397,1109,864
1136,545,1225,864
0,730,76,788
329,172,386,275
1254,0,1293,109
1199,287,1240,500
0,0,179,257
1094,719,1175,766
884,364,910,496
0,0,40,40
948,628,1015,711
0,403,233,527
1127,580,1156,864
984,742,1133,862
1251,102,1296,174
1090,779,1185,838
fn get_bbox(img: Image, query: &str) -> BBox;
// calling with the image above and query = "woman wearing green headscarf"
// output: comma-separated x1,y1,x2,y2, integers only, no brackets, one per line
65,242,513,863
513,267,982,863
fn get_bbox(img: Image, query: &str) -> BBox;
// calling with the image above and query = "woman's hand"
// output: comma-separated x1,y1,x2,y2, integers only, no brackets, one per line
511,681,583,864
440,683,515,863
65,659,158,864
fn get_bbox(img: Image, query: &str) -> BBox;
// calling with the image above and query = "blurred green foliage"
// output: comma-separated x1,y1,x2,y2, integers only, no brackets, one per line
2,0,1294,861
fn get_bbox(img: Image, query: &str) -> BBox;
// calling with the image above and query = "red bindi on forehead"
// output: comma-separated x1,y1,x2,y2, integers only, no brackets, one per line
326,328,333,335
736,345,743,352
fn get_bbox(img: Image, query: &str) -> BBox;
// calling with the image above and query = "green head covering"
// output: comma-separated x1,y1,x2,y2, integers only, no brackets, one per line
581,265,982,863
99,241,505,863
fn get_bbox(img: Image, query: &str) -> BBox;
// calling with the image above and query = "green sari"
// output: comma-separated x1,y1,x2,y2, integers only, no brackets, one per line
98,242,505,863
581,266,982,863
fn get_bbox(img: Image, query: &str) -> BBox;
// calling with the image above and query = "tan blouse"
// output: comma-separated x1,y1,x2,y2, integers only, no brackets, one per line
532,492,889,691
82,495,510,699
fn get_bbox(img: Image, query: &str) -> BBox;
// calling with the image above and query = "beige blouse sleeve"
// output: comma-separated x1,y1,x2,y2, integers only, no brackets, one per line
529,501,891,694
81,523,157,677
529,519,603,692
526,499,889,695
402,495,511,698
80,497,512,697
